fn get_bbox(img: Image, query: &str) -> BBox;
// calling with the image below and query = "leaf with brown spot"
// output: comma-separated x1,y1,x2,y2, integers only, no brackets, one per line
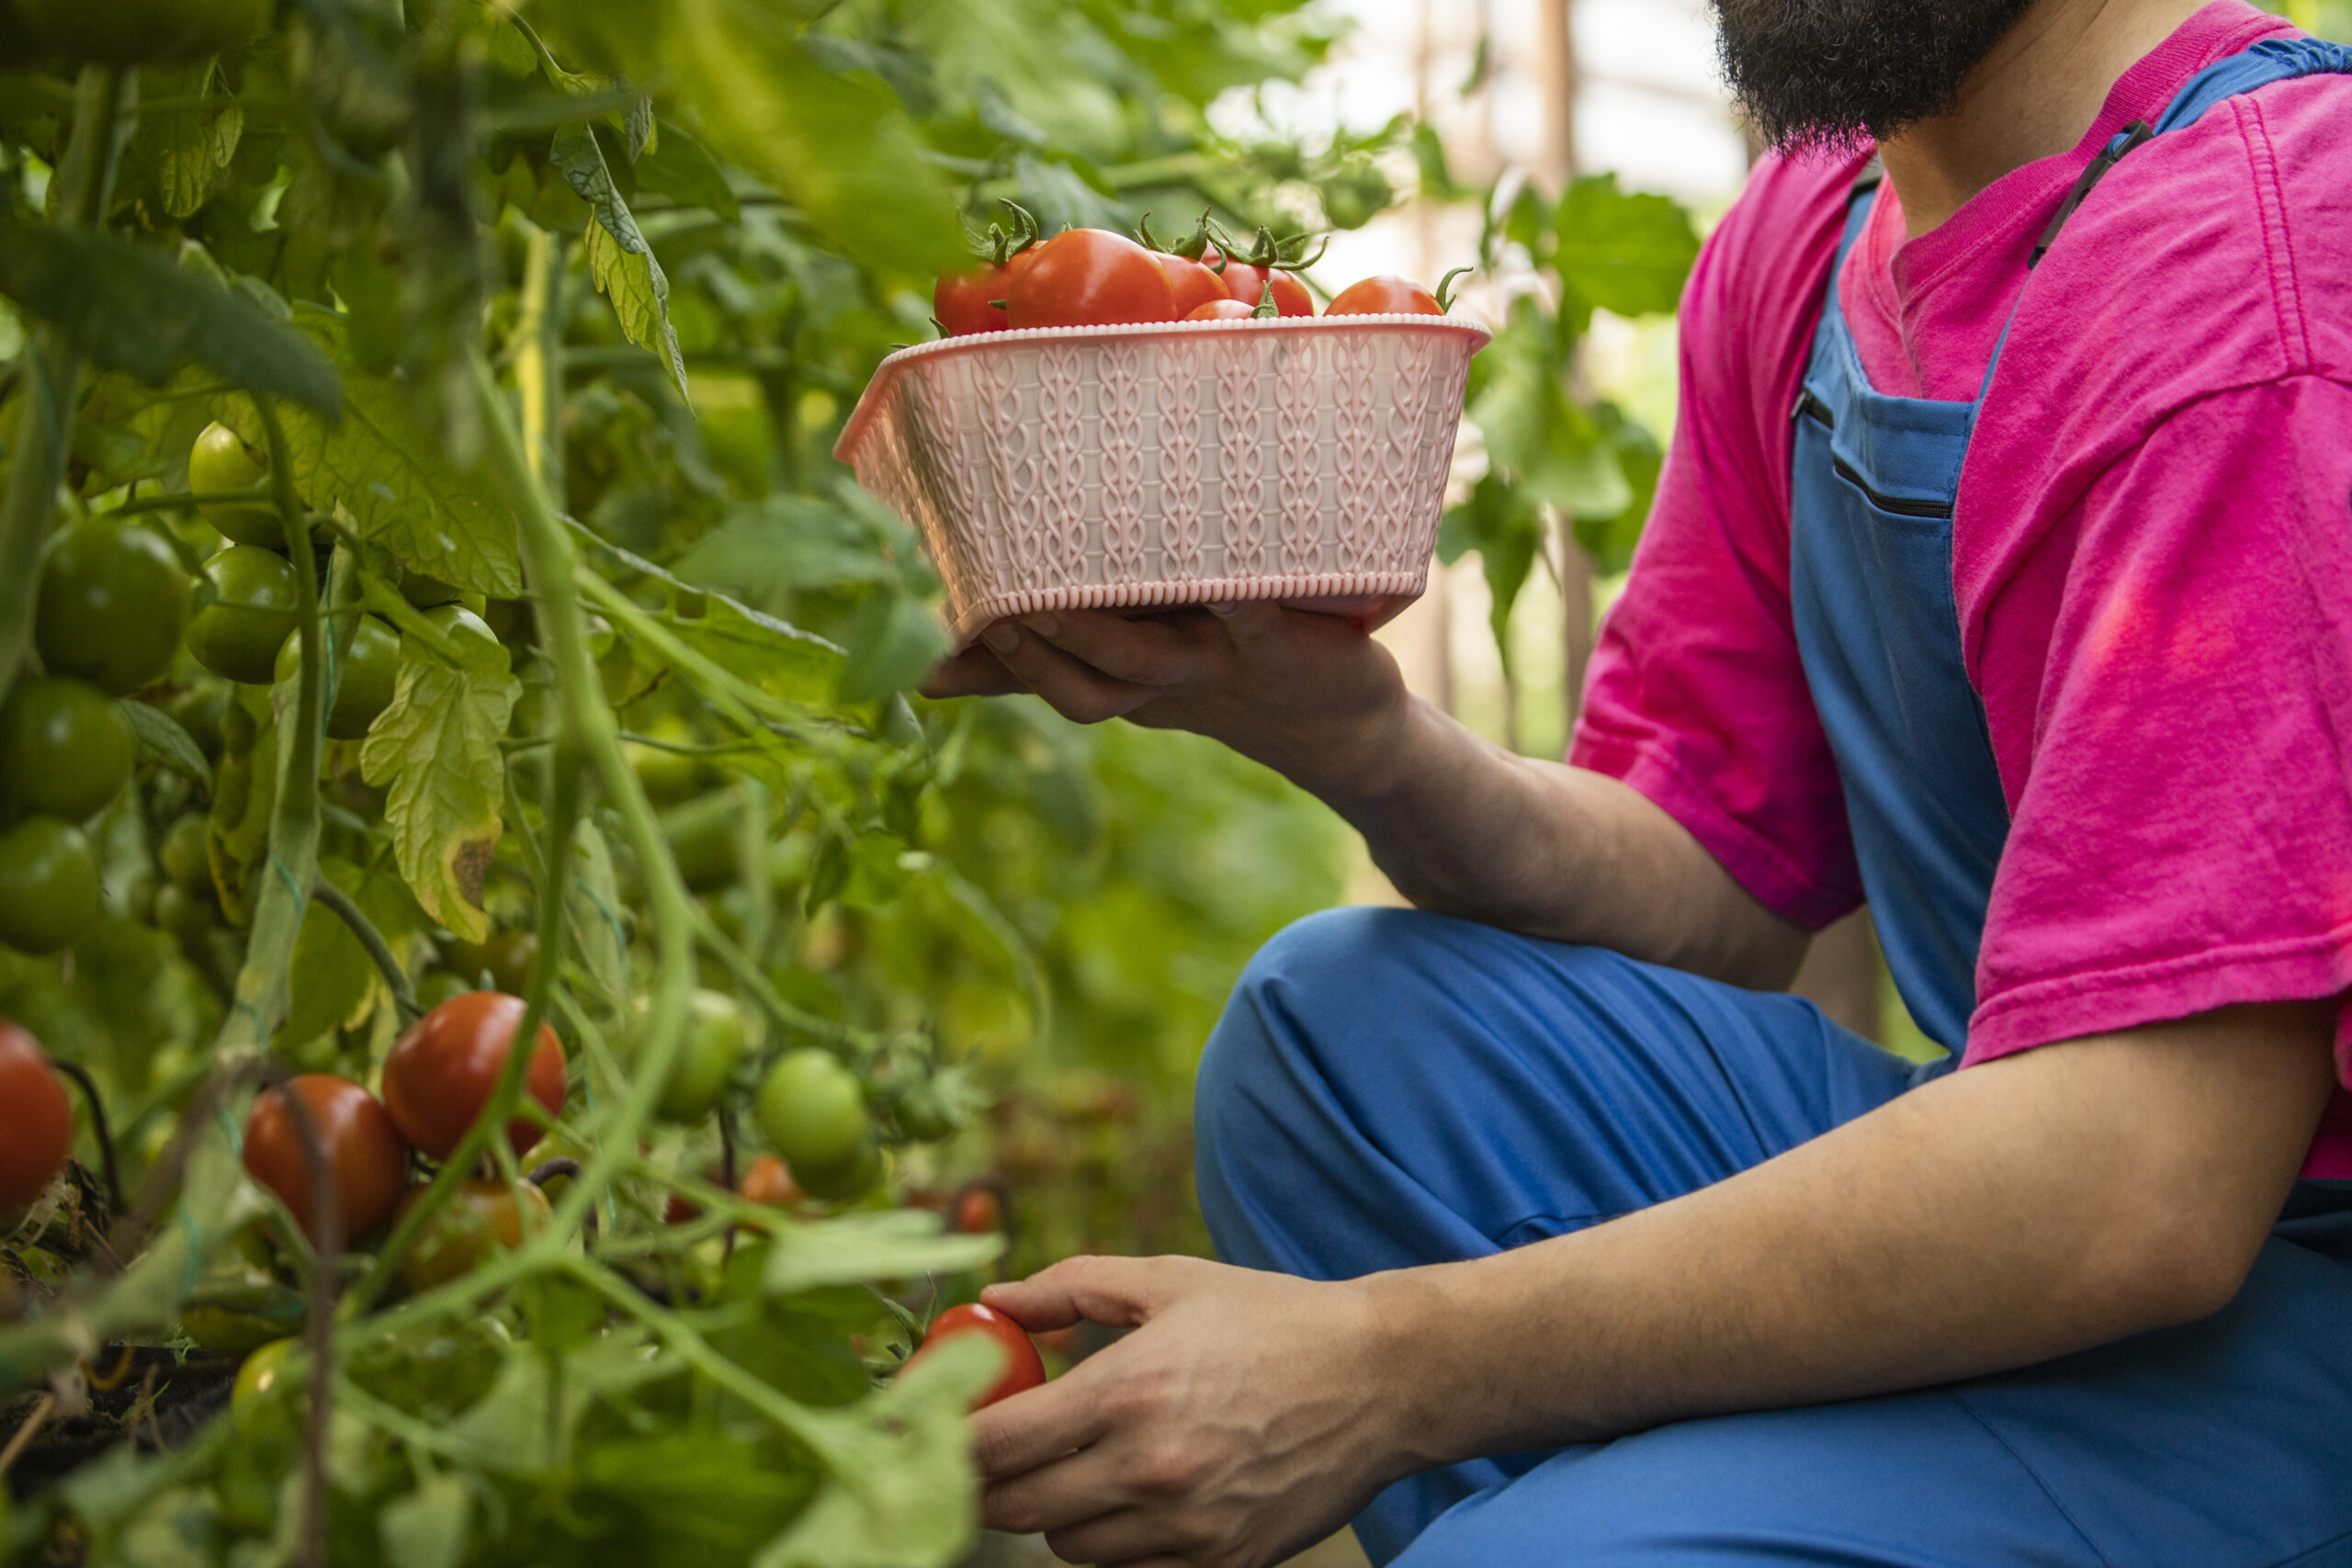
358,636,520,943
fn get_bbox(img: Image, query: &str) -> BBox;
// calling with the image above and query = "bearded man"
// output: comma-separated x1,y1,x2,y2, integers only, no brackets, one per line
929,0,2352,1560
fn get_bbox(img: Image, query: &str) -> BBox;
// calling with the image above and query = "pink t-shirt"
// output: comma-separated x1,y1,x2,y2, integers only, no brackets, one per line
1570,0,2352,1175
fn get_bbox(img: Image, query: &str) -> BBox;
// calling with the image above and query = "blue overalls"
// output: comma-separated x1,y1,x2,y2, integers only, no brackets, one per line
1194,39,2352,1567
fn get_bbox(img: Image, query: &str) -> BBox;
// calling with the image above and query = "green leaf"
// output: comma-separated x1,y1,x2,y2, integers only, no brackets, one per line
378,1473,469,1568
577,1433,816,1566
668,14,964,277
656,596,843,706
840,592,947,704
762,1210,1001,1297
1467,302,1630,520
356,636,521,944
0,227,342,415
222,310,522,596
1553,172,1701,322
672,496,897,596
552,123,691,402
122,699,212,795
562,815,632,1001
633,119,740,220
279,856,382,1049
1572,400,1665,575
1441,474,1546,670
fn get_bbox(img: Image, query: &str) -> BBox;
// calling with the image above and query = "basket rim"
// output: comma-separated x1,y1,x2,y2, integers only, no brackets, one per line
832,311,1494,467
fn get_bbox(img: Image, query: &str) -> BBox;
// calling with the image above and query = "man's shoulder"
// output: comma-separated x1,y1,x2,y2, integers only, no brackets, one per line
1686,148,1864,333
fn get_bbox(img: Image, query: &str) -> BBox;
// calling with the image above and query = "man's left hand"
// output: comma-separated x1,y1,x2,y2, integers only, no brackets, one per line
973,1255,1398,1567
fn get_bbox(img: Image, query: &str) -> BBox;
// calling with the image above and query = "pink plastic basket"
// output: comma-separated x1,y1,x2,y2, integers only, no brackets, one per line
833,314,1490,645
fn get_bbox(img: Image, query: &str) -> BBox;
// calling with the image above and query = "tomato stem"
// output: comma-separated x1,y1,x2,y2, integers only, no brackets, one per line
310,879,422,1025
46,1059,120,1218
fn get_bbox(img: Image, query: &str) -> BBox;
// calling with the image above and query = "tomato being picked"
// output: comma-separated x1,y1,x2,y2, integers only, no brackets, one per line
906,1302,1046,1411
380,991,567,1160
0,1021,73,1213
242,1075,412,1242
1004,229,1174,330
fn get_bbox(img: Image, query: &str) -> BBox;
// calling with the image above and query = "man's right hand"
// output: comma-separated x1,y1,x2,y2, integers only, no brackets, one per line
922,602,1412,800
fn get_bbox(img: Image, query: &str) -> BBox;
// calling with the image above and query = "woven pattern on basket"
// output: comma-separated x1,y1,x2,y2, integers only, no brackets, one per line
837,314,1487,643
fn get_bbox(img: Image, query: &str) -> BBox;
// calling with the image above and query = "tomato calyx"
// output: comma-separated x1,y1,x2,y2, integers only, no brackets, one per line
1216,221,1328,274
1435,265,1473,312
971,198,1040,268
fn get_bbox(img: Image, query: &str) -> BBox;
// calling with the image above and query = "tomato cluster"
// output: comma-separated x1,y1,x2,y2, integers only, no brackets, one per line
931,208,1470,334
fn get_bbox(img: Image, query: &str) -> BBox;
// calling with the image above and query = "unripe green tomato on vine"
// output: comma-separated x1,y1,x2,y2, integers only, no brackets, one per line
397,570,482,614
413,971,472,1012
440,930,536,996
12,0,268,64
187,423,292,549
624,988,749,1123
168,683,230,761
273,614,398,740
391,1178,551,1292
231,1337,300,1429
187,547,300,684
36,518,191,695
796,1134,880,1201
422,604,511,678
158,814,212,896
756,1048,872,1177
0,818,99,954
154,881,216,946
0,675,134,821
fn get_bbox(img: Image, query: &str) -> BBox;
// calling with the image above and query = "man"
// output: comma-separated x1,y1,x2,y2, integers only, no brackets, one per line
928,0,2352,1559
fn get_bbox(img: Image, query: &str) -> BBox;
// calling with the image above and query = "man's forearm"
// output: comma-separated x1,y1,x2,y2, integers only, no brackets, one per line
1295,690,1806,990
1357,1002,2335,1475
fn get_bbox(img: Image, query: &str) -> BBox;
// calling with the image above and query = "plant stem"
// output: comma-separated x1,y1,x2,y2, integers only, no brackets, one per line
0,65,132,700
311,879,421,1024
47,1060,120,1216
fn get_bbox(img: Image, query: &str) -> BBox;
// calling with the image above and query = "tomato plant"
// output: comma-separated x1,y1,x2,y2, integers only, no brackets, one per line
184,546,300,684
381,991,567,1160
242,1074,412,1242
0,1021,72,1212
273,613,397,740
0,673,133,821
34,518,190,696
906,1303,1046,1410
0,817,99,954
390,1177,551,1292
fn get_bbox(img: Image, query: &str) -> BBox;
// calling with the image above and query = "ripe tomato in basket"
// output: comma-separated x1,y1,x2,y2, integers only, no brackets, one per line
1186,298,1256,321
1217,261,1314,317
1158,252,1230,318
1326,276,1442,316
934,267,1012,335
1004,230,1174,329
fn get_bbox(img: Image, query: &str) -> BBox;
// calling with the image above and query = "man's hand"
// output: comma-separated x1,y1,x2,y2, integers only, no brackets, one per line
922,604,1409,797
973,1256,1396,1568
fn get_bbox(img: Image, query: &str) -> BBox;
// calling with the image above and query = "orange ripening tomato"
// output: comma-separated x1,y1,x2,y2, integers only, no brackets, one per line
1004,229,1175,329
906,1303,1046,1410
1158,253,1230,318
952,1185,1003,1235
243,1075,412,1241
1185,298,1256,321
740,1154,803,1208
0,1021,72,1212
1216,261,1313,316
933,266,1012,336
1324,275,1445,316
381,991,567,1161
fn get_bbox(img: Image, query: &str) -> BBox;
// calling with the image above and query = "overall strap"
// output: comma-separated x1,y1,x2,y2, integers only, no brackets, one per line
2030,36,2352,267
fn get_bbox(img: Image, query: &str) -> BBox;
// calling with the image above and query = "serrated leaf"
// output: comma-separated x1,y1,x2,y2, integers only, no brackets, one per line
552,123,690,401
839,591,946,704
657,596,842,706
122,699,212,795
763,1210,1001,1297
221,309,522,595
1553,172,1700,321
754,1340,989,1568
379,1473,469,1568
633,120,738,220
156,96,243,220
0,227,341,414
357,637,520,943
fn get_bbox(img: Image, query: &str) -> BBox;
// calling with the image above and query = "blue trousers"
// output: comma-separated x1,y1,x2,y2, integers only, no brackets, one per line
1194,908,2352,1567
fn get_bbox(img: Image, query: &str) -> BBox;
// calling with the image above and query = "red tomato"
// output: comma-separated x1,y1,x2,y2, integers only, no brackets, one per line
1324,275,1444,316
907,1303,1046,1410
933,267,1012,336
381,991,567,1161
0,1021,71,1212
391,1178,550,1292
952,1186,1003,1235
243,1075,411,1242
1185,298,1255,321
1217,263,1314,317
1004,230,1174,330
740,1154,802,1208
1158,254,1230,318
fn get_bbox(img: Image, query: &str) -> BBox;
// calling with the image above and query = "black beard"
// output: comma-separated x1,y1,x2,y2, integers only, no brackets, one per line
1713,0,2040,152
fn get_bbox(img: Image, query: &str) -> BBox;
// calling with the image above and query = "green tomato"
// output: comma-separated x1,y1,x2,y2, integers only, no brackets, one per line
0,818,99,954
896,1084,963,1144
158,814,211,895
36,518,191,695
440,930,536,995
186,547,300,684
627,716,711,806
187,423,290,548
181,1304,294,1358
422,604,510,679
154,881,216,945
274,615,398,740
755,1048,870,1176
167,683,230,762
796,1135,880,1201
628,988,750,1123
413,970,473,1011
0,674,134,821
231,1337,300,1428
14,0,267,63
